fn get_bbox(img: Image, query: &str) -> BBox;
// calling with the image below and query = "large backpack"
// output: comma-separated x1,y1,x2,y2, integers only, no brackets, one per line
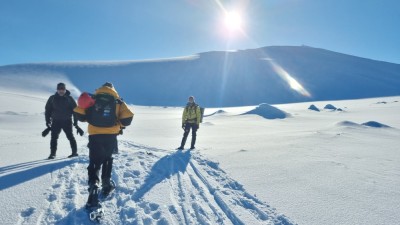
186,104,205,123
86,93,119,127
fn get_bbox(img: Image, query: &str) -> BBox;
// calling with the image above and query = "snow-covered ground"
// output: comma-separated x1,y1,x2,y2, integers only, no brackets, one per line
1,83,399,224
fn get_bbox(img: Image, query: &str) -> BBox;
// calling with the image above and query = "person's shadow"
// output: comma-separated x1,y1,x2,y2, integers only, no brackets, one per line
132,150,192,201
0,158,75,191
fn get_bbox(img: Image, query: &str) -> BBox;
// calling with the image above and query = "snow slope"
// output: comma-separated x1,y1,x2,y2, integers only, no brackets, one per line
1,76,400,224
1,46,399,107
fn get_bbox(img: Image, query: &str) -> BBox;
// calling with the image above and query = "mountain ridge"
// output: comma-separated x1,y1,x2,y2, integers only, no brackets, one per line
1,45,399,107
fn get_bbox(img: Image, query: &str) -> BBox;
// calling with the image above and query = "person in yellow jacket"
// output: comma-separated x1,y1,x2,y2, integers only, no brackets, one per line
177,96,201,150
74,82,134,208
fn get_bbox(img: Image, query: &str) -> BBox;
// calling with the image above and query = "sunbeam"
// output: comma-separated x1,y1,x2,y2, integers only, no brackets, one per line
266,60,311,97
211,0,311,100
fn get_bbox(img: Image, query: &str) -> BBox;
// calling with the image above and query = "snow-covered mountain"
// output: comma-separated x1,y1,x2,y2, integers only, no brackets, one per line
1,45,399,107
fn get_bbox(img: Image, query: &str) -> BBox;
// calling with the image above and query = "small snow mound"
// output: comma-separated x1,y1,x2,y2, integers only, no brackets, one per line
204,109,226,117
336,121,361,127
362,121,390,128
308,104,320,112
324,104,337,110
243,103,288,119
1,111,19,115
336,120,391,129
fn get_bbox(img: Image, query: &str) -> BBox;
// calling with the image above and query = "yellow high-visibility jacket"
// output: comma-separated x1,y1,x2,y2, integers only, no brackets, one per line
73,86,134,135
182,103,201,125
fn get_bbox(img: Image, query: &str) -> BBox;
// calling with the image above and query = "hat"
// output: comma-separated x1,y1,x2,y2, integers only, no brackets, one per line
102,82,113,88
57,83,66,89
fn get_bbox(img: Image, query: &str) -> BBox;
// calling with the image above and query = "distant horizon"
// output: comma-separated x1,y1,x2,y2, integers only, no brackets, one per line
1,45,399,67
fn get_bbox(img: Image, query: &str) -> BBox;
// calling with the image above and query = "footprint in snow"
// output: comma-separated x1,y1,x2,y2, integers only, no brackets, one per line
47,194,57,202
20,207,35,217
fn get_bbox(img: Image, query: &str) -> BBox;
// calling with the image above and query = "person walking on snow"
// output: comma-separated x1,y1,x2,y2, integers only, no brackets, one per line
74,82,134,208
177,96,201,150
45,82,79,159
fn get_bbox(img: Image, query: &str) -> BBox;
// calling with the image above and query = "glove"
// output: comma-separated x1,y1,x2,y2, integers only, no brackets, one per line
195,124,200,130
182,123,186,129
75,125,84,136
42,127,51,137
119,127,125,135
73,121,78,127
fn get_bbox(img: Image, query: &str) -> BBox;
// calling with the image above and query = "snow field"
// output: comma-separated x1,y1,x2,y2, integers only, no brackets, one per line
1,86,400,225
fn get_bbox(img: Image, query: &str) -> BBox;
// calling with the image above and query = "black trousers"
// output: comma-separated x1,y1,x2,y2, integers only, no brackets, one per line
50,119,77,155
180,123,198,148
87,134,117,185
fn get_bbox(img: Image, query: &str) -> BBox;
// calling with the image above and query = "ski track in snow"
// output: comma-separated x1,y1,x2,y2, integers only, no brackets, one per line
31,140,294,225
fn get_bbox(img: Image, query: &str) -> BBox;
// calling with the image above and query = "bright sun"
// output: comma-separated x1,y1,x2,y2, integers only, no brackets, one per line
224,11,243,32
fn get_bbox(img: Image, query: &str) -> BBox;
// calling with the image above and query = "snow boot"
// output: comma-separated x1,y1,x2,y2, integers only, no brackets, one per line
101,178,115,196
47,154,55,159
86,182,101,209
68,153,78,158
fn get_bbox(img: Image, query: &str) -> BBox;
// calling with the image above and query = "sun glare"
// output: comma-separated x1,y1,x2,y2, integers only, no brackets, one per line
224,11,243,31
268,61,312,97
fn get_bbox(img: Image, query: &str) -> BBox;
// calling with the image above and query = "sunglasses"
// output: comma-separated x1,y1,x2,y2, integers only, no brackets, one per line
57,88,65,90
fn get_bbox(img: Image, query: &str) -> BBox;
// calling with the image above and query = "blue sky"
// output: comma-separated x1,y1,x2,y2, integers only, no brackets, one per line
0,0,399,66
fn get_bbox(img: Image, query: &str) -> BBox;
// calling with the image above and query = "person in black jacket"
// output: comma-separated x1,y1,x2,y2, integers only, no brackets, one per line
45,83,79,159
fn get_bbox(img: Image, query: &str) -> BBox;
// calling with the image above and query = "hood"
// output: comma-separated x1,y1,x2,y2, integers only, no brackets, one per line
95,86,120,98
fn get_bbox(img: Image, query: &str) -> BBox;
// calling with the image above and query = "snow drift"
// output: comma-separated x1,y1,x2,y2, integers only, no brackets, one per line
336,120,391,129
204,109,227,117
308,104,320,112
362,121,390,128
242,103,289,119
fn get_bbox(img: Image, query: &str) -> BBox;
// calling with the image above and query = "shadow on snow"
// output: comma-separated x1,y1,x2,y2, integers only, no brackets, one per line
132,150,192,201
0,159,75,191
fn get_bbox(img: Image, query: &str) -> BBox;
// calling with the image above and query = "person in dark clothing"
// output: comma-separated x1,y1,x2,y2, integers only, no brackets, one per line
45,82,79,159
177,96,201,150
